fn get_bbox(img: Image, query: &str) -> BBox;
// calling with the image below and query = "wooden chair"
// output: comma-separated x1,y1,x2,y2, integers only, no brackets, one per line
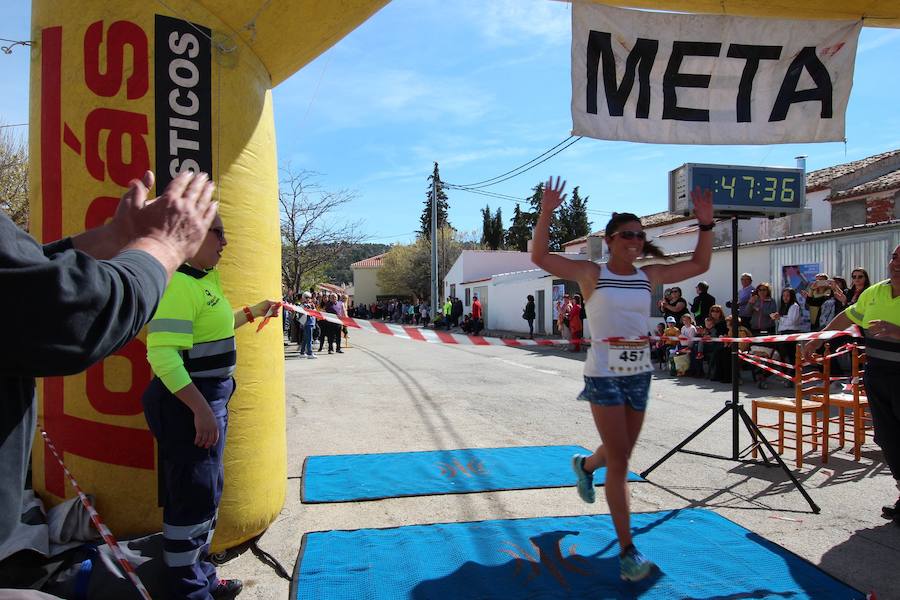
824,346,872,461
752,344,829,468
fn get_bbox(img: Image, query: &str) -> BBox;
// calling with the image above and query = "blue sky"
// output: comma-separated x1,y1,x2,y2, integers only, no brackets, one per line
2,1,899,244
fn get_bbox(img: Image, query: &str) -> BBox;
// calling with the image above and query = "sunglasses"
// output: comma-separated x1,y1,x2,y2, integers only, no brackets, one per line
611,230,647,241
851,275,865,279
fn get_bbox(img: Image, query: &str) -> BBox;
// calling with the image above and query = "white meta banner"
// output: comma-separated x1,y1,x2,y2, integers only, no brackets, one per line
571,3,862,145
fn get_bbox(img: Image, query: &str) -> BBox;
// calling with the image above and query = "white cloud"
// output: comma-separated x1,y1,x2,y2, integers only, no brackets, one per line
857,30,900,54
277,66,494,130
458,0,571,48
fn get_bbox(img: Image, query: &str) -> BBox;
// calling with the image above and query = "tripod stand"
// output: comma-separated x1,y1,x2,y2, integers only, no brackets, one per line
641,215,820,514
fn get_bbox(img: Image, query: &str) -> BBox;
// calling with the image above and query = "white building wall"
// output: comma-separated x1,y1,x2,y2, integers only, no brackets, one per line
444,251,537,300
487,272,554,334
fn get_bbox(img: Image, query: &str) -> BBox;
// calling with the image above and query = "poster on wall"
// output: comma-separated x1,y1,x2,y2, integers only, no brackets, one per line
552,284,567,319
782,264,820,295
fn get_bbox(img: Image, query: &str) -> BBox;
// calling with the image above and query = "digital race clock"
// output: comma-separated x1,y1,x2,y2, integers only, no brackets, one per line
669,163,806,217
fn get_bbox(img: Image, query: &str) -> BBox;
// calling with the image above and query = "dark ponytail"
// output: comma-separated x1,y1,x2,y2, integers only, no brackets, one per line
642,240,666,258
605,212,667,259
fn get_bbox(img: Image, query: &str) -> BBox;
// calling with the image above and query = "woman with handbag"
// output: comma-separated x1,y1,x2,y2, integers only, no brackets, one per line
522,294,536,338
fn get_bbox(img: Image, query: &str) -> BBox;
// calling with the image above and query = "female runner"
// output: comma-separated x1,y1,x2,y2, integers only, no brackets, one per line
532,177,712,581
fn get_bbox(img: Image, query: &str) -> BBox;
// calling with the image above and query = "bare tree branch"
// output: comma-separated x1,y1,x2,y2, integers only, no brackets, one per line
0,125,28,230
279,165,365,294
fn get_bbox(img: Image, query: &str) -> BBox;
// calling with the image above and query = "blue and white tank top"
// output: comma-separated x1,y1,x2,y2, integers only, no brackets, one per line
583,264,652,377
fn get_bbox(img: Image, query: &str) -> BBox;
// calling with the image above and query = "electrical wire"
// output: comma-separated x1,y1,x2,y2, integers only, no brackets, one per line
445,183,611,216
449,136,579,188
449,136,583,190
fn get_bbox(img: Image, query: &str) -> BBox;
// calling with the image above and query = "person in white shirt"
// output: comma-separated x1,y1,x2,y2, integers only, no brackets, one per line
679,313,697,342
773,287,802,365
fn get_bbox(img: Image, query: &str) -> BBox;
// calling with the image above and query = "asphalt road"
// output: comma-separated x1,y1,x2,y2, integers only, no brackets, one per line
218,329,900,599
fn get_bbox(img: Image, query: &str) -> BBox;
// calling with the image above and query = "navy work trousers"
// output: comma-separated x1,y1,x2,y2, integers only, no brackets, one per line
866,362,900,482
143,376,235,600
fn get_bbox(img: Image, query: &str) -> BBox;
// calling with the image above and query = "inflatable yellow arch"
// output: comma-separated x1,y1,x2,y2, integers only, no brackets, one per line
28,0,388,549
28,0,898,550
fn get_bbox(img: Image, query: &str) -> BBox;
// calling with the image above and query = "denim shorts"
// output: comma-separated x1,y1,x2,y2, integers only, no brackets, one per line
577,372,652,411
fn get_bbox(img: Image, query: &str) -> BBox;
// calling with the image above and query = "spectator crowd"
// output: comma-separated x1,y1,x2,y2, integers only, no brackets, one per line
284,291,491,355
647,269,872,383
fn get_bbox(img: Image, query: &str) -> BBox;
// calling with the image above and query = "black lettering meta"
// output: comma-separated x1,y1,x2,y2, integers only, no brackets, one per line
770,46,833,122
586,30,658,118
727,44,782,122
662,41,721,122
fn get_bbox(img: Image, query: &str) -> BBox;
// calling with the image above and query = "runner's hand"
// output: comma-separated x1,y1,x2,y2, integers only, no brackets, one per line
691,186,714,224
541,176,567,213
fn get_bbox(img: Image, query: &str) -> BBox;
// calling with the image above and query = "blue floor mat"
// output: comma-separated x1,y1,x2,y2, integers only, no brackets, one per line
300,445,643,503
292,508,862,599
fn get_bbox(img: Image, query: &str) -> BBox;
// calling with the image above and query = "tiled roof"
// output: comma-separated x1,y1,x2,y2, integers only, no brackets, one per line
658,217,728,237
563,211,692,247
806,148,900,191
350,253,385,268
659,220,900,258
640,210,693,228
829,169,900,201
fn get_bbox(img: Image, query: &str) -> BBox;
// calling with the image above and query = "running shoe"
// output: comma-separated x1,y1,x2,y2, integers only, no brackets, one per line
307,354,317,359
619,545,655,582
571,454,595,504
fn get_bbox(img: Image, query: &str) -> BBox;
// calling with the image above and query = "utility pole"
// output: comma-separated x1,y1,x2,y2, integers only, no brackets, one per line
430,162,439,321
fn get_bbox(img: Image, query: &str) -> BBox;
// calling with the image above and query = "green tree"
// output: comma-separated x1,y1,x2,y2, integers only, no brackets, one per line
480,204,492,247
378,226,463,302
420,162,450,239
480,205,505,250
506,204,532,252
323,242,390,285
491,207,504,250
556,186,592,246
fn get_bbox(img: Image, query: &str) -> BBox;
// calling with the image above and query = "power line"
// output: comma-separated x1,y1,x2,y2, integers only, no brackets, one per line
0,123,27,129
448,136,583,190
449,136,579,188
445,182,611,216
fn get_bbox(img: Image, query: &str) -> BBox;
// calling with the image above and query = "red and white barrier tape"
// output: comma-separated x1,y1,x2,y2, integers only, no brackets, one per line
737,352,794,381
740,343,855,372
40,429,152,600
283,302,862,348
283,302,578,347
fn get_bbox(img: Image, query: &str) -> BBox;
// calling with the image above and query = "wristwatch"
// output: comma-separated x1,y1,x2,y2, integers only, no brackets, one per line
698,222,715,231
